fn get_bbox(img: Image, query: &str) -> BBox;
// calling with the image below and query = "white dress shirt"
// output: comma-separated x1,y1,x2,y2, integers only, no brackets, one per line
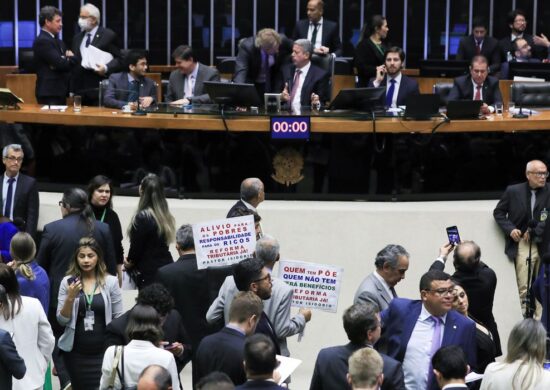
79,25,99,58
307,17,324,49
403,305,447,390
291,62,311,113
184,63,199,98
2,172,19,219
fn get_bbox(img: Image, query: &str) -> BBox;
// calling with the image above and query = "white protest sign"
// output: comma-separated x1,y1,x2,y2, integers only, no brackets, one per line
193,215,256,269
278,260,344,313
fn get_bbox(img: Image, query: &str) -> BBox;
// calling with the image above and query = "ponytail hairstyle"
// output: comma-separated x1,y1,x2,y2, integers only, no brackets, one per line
61,188,95,235
128,174,175,245
0,263,22,320
10,232,37,281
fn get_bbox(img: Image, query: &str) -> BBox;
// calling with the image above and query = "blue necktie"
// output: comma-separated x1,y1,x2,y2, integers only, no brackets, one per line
85,33,92,48
128,80,139,103
4,177,15,219
386,78,396,108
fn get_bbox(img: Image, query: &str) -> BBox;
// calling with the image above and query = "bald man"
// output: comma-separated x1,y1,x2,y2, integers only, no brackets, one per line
494,159,550,318
137,365,172,390
227,178,265,218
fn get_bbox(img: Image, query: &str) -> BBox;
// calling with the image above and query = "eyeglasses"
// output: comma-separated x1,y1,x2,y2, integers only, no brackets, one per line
4,156,23,163
425,287,456,296
253,273,271,283
528,171,549,178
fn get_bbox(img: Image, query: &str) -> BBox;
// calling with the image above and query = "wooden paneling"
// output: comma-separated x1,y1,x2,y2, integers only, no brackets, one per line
6,74,37,104
0,67,18,88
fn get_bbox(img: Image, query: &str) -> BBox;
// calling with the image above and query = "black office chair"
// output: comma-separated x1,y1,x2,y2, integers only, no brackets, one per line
433,82,454,106
334,57,353,75
18,49,35,73
511,82,550,107
311,53,335,101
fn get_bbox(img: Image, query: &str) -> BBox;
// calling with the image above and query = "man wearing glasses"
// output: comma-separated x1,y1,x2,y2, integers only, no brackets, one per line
494,159,550,318
380,270,476,390
0,144,39,238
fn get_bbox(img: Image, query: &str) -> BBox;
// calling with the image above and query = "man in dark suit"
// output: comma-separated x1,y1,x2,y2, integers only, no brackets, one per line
430,241,501,356
368,47,420,108
105,284,192,373
235,334,286,390
233,28,293,97
499,9,547,62
381,270,476,390
103,50,157,110
499,37,550,79
71,3,123,105
195,291,263,386
227,178,265,218
354,244,410,311
165,45,220,105
310,302,405,390
278,39,329,112
155,224,212,383
494,159,550,318
0,329,26,390
456,19,501,73
32,6,77,105
1,144,39,238
432,346,470,390
291,0,342,56
347,348,384,390
447,55,502,115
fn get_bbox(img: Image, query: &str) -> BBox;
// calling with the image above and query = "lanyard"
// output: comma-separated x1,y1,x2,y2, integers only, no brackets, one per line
84,282,97,309
99,208,106,222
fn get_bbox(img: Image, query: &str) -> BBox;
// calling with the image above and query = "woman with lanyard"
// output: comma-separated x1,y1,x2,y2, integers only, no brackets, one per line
88,175,124,285
354,14,390,87
57,237,122,390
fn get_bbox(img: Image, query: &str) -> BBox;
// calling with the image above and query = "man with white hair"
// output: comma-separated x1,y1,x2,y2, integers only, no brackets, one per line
71,3,123,105
227,178,265,218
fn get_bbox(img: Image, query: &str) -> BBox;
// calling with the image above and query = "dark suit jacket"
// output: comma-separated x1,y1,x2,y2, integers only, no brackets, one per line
367,74,420,107
533,264,550,331
429,260,501,356
354,39,387,87
104,307,192,372
456,35,501,72
0,329,26,390
165,63,220,104
233,36,293,93
292,18,342,56
236,380,287,390
36,213,117,311
447,74,502,105
381,298,477,390
103,72,157,109
498,33,548,62
309,343,405,390
255,312,281,356
499,58,542,80
0,173,39,238
195,326,247,386
155,254,212,355
71,26,123,105
227,200,253,218
32,30,76,103
494,182,550,260
276,63,330,107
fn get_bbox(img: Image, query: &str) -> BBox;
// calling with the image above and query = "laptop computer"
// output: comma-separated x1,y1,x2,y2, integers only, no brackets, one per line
446,100,483,120
403,94,441,120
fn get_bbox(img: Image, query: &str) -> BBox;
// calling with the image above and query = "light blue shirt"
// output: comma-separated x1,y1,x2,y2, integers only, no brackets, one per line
2,173,19,219
402,304,447,390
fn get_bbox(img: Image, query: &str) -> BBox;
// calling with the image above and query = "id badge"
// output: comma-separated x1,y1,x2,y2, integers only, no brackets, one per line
84,310,95,331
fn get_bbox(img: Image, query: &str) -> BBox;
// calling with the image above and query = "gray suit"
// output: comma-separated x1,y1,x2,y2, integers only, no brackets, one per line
165,63,220,104
206,275,306,357
353,272,393,311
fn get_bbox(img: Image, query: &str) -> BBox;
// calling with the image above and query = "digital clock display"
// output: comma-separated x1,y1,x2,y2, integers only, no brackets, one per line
270,116,310,140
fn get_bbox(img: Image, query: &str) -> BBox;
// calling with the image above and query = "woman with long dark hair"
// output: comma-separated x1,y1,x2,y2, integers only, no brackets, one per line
125,174,175,288
354,14,389,87
57,237,122,390
88,175,124,284
0,263,54,390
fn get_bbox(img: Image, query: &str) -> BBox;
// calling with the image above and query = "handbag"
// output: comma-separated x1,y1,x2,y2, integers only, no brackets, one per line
116,345,137,390
107,346,123,389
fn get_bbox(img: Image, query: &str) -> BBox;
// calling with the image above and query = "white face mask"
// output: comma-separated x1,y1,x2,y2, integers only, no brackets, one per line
78,17,92,31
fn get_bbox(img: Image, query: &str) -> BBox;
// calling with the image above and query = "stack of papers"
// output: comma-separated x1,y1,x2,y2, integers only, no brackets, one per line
81,45,113,70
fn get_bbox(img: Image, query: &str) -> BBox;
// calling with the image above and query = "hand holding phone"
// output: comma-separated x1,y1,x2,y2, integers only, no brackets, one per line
446,226,461,246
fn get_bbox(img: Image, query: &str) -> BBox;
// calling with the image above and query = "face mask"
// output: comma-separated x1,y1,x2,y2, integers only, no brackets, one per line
78,18,91,31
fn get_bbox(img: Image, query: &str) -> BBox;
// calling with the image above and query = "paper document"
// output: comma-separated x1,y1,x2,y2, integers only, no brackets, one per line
513,76,545,82
465,371,483,383
41,105,68,110
81,45,113,70
275,355,302,385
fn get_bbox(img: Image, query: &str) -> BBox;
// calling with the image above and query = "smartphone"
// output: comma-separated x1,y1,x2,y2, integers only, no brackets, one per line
163,343,176,350
446,226,461,246
67,276,79,285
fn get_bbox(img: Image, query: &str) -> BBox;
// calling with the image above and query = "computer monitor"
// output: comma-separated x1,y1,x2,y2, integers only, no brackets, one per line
328,87,385,112
403,94,441,120
419,60,470,77
203,81,261,107
509,62,550,81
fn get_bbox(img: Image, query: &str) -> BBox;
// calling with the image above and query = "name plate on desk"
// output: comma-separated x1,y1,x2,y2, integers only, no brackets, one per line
270,116,310,140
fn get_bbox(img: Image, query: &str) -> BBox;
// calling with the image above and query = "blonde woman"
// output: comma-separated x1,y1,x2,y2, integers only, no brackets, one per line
481,318,550,389
10,232,49,312
125,173,175,289
57,237,122,390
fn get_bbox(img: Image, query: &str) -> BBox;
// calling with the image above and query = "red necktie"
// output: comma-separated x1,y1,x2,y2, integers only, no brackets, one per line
289,69,302,105
474,84,482,101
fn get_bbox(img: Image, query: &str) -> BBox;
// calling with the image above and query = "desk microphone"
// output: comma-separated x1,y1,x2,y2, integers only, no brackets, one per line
513,102,528,119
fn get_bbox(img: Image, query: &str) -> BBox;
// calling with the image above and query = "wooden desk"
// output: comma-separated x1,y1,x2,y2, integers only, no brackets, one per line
1,104,549,134
0,66,18,88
